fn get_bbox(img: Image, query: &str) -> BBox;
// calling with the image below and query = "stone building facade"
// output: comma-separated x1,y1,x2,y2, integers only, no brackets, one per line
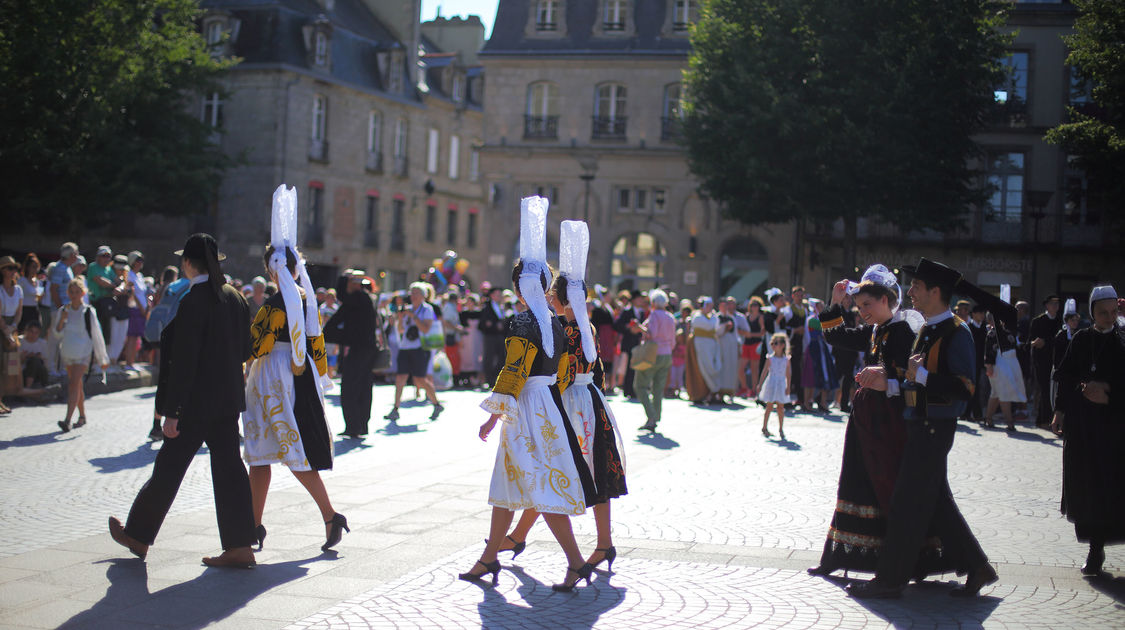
477,0,795,299
196,0,489,289
800,2,1123,307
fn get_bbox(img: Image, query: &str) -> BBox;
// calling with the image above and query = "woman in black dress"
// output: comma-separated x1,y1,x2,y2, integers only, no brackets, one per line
807,265,953,578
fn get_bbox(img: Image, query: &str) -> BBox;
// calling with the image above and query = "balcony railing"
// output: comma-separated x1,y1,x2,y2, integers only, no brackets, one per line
661,116,682,141
604,21,625,31
536,21,557,31
988,98,1028,128
393,155,408,177
524,115,559,139
592,116,627,140
308,139,329,162
365,151,383,173
672,21,690,32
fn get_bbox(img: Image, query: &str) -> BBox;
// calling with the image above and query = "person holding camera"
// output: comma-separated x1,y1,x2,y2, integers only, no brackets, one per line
385,282,443,421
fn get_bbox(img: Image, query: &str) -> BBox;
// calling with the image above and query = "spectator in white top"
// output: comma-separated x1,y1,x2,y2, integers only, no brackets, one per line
17,254,43,332
385,282,443,421
1,256,25,414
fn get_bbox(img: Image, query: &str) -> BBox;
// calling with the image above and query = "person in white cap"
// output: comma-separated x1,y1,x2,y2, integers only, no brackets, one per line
1051,285,1125,576
1052,298,1082,372
460,197,595,592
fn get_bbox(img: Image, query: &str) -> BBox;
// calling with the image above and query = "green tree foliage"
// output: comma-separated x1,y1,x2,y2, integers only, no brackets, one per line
1045,0,1125,216
683,0,1010,270
0,0,238,230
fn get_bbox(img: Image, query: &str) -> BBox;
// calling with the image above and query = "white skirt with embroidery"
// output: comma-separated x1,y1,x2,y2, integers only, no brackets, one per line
988,348,1027,403
561,372,627,478
481,375,587,515
242,342,327,472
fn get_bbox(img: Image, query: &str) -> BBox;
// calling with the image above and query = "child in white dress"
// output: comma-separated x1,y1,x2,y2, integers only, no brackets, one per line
757,332,791,440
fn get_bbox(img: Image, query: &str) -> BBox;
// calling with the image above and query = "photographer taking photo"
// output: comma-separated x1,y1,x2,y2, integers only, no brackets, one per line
385,282,443,422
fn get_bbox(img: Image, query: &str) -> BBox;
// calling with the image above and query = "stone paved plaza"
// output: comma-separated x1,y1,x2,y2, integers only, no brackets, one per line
0,383,1122,629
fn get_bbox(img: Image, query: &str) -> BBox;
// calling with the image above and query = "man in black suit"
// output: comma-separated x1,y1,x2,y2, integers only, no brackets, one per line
966,303,990,421
1028,295,1062,427
109,233,257,568
614,291,648,399
478,285,508,388
325,271,379,437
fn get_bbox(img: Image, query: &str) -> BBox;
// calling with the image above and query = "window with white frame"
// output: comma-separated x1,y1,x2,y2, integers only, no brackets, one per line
311,94,327,141
617,186,665,213
528,82,559,118
672,0,694,30
205,21,224,46
451,74,464,102
469,146,480,182
604,0,626,31
314,31,329,66
427,128,440,174
537,0,559,30
985,151,1025,223
394,118,408,158
595,84,626,120
448,135,460,179
367,111,381,152
617,187,631,212
663,84,682,119
201,92,223,128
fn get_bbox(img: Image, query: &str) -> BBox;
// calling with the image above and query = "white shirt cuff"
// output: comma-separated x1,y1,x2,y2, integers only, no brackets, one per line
886,379,901,397
915,367,929,386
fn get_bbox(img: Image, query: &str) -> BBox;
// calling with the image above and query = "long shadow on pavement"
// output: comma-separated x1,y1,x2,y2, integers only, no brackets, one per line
475,564,627,629
634,432,679,450
377,420,428,436
1086,573,1125,608
59,555,320,629
824,576,1001,628
333,437,373,457
1004,429,1061,447
89,442,160,473
0,430,73,450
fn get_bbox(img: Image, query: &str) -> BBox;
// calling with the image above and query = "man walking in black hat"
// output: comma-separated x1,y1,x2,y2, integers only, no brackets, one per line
848,258,997,599
109,233,257,568
1029,295,1062,428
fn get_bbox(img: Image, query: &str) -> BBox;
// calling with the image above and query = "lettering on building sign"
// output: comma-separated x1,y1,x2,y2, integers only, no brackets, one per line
863,252,1031,273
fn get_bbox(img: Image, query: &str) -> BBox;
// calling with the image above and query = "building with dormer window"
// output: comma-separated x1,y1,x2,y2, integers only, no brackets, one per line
192,1,488,289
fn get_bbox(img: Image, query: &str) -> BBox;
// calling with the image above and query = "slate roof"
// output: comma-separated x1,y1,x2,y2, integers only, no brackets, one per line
482,0,691,57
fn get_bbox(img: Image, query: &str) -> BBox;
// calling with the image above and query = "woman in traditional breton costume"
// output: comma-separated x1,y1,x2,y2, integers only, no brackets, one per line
684,297,724,403
1052,298,1082,372
802,298,838,412
493,221,629,574
242,185,348,553
807,265,954,578
1051,285,1125,576
460,197,596,592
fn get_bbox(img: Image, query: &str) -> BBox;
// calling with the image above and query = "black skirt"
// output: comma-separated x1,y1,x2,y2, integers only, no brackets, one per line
293,366,333,471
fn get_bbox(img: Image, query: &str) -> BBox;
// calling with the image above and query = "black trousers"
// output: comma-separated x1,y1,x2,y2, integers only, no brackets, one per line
92,297,115,344
1033,357,1053,425
341,343,374,434
124,413,255,550
620,344,637,398
23,355,49,387
482,335,505,388
875,417,988,585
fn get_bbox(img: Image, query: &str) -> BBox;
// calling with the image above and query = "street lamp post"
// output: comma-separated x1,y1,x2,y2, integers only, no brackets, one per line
1025,189,1054,306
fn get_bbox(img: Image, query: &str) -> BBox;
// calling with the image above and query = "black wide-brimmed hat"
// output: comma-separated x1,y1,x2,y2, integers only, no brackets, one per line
902,258,963,295
174,233,227,262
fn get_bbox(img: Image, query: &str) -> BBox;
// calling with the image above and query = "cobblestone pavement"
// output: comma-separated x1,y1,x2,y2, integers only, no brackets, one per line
0,383,1122,628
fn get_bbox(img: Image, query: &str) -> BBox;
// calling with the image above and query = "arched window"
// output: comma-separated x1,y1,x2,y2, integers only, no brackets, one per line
593,83,627,138
611,232,665,291
525,82,559,138
719,237,770,299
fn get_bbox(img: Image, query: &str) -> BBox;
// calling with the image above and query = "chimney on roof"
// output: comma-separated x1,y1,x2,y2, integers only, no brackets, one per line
421,14,485,65
363,0,421,87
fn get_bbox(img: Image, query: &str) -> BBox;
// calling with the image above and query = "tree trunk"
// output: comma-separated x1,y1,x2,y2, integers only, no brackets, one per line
842,214,858,280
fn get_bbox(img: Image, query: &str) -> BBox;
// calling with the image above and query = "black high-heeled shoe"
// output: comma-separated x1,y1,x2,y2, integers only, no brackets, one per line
458,559,501,586
321,513,349,551
806,565,836,576
485,536,526,560
590,546,617,571
552,564,593,592
254,524,267,551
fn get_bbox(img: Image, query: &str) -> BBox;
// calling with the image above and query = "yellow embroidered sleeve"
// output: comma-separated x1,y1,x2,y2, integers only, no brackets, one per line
493,336,538,399
250,305,286,359
556,350,574,395
309,334,328,376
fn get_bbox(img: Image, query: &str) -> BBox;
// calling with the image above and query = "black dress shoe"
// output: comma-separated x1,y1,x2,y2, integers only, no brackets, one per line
950,563,998,597
846,580,903,599
1081,546,1105,576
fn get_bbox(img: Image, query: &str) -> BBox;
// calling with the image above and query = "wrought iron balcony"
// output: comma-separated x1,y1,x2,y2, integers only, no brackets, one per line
365,151,383,173
592,116,627,140
536,21,557,31
524,115,559,139
308,139,329,162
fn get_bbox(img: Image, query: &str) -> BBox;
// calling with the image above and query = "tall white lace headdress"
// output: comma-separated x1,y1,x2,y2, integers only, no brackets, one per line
559,220,596,363
847,264,903,312
518,196,555,358
270,184,322,369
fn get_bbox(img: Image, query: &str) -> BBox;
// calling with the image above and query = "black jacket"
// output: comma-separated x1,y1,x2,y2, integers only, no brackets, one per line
324,289,378,348
613,307,645,353
479,300,508,337
1029,312,1063,365
156,282,251,421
